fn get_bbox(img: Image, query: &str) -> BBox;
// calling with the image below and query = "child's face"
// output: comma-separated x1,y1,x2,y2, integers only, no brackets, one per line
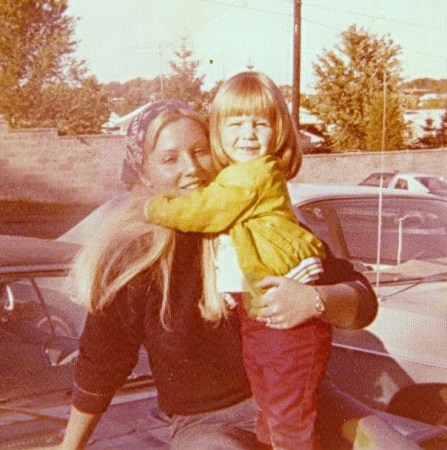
219,115,273,163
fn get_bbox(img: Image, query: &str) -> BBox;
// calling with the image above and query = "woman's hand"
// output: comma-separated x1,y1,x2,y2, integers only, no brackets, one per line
254,274,377,330
254,276,319,329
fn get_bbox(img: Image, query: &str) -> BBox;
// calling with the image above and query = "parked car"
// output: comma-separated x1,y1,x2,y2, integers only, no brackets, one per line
289,183,447,424
358,171,447,198
56,185,447,431
37,185,447,417
0,235,83,415
2,185,447,448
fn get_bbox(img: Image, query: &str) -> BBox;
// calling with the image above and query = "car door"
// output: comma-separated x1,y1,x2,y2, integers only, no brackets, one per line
295,195,447,411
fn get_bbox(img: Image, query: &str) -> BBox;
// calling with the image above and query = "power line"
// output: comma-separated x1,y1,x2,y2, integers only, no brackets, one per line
196,0,292,18
198,0,446,33
281,0,446,33
303,1,446,33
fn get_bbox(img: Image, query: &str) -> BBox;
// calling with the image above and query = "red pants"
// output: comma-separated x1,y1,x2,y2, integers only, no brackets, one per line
236,299,332,449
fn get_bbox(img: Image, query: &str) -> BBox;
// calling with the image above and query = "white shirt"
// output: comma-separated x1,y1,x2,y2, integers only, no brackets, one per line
214,234,244,293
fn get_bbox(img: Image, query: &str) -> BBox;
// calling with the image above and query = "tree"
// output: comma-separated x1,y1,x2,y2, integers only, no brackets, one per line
0,0,78,123
104,78,160,117
435,109,447,147
103,38,207,117
366,92,408,151
203,79,224,114
161,38,206,112
36,76,110,135
420,97,446,109
0,0,110,134
310,25,406,152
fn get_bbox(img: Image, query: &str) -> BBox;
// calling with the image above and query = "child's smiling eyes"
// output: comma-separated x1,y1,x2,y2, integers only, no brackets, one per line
226,117,272,128
226,119,243,127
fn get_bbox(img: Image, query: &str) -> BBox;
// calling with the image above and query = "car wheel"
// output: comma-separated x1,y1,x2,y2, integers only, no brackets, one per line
32,307,80,365
33,307,77,338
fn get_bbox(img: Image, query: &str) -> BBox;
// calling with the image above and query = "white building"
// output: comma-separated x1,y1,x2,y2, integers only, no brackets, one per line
404,109,445,141
101,102,153,135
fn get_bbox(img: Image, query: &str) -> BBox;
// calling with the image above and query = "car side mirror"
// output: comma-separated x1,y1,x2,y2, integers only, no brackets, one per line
3,284,15,311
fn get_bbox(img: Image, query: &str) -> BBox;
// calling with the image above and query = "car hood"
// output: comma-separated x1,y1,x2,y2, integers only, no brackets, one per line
335,260,447,373
363,258,447,283
430,188,447,198
0,235,80,277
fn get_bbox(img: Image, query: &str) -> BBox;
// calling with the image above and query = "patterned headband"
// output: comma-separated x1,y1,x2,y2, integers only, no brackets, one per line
122,100,192,187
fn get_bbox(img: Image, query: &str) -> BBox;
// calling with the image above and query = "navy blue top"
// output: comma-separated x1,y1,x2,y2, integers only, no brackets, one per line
73,231,374,416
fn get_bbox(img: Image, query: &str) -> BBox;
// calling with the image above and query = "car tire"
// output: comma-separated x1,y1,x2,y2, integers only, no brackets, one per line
33,307,77,338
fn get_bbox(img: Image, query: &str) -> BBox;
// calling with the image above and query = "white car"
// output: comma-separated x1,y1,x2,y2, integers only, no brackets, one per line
62,184,447,421
289,182,447,425
359,171,447,198
61,184,447,419
2,185,447,448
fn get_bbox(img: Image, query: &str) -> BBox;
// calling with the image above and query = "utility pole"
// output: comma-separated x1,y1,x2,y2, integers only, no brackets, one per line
292,0,302,129
159,45,164,97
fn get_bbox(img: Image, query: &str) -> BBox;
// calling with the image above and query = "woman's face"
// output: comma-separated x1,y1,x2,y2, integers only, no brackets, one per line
142,118,214,197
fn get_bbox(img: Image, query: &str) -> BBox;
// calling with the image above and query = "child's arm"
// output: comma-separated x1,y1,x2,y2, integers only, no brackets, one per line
145,180,257,233
287,256,324,284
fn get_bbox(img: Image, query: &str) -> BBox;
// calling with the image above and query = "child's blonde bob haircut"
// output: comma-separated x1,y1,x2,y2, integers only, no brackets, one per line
209,71,302,180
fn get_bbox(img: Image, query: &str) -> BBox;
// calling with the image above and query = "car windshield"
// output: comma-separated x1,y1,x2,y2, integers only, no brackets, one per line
360,173,395,187
298,197,447,268
415,176,447,191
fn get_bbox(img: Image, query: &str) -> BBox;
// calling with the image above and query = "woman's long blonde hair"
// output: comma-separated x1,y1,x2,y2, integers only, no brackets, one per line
70,106,226,328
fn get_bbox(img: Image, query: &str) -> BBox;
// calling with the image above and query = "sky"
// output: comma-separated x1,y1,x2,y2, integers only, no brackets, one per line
67,0,447,93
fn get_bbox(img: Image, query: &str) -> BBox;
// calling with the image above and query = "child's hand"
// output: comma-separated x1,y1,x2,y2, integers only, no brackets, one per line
255,276,319,329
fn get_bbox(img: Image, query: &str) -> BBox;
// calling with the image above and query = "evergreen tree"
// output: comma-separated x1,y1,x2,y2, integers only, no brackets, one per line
310,25,406,152
436,109,447,147
366,92,407,151
161,38,206,112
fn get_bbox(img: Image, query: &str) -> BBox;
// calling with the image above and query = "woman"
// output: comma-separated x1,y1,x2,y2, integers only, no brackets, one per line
58,100,378,450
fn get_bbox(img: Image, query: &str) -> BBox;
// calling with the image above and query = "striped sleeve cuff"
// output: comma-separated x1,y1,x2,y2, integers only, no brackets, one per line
287,257,324,284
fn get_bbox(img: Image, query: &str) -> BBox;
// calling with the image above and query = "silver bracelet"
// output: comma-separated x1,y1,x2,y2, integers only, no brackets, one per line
314,287,326,316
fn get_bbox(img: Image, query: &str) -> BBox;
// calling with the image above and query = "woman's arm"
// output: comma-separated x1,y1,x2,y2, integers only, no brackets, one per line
58,406,102,450
255,274,378,330
56,281,147,449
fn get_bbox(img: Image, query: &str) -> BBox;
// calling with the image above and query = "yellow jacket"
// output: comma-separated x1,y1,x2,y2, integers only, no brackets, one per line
146,155,325,287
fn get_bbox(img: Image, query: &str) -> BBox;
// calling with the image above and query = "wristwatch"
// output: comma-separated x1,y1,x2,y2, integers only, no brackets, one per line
314,287,326,316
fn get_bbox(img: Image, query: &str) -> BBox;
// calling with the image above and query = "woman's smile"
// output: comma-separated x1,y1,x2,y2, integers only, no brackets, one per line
143,117,214,196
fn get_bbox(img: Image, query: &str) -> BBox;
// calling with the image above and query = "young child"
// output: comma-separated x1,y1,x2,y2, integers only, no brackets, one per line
145,71,332,449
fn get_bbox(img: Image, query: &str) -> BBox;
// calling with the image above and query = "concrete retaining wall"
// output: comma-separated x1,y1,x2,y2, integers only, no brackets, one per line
294,148,447,185
1,121,446,205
